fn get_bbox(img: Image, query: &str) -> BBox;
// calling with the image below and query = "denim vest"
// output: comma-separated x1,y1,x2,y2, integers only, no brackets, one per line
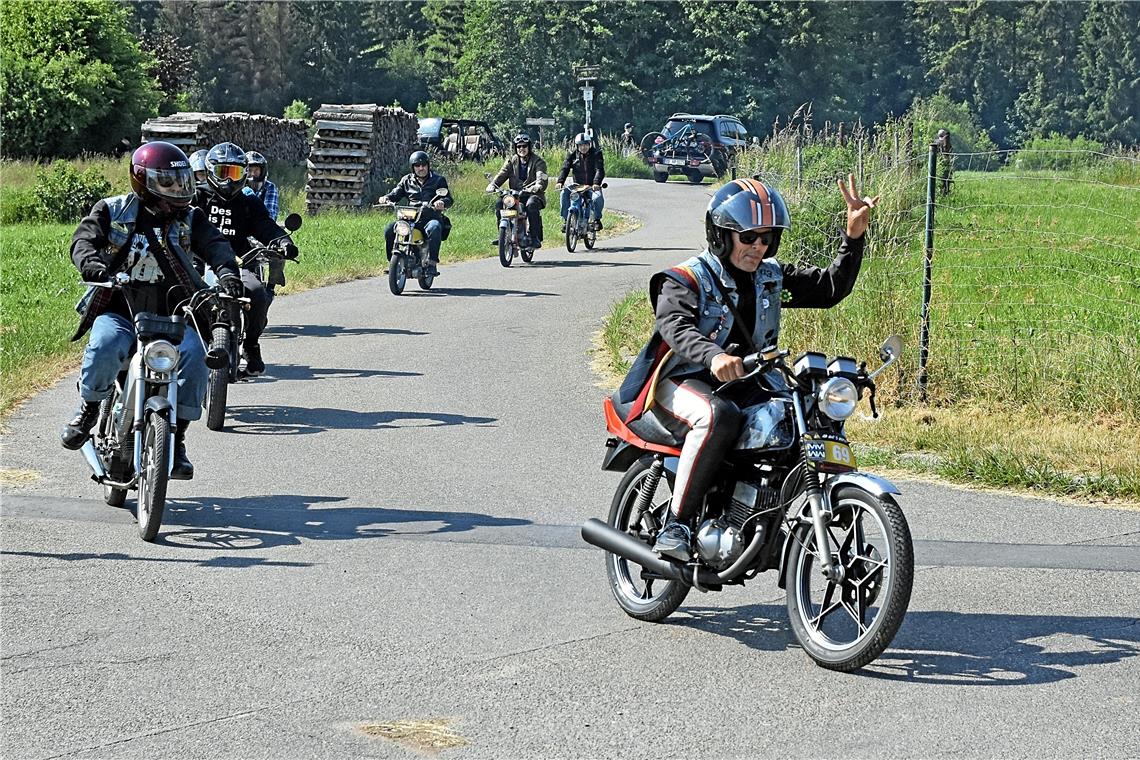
657,250,783,381
103,194,194,261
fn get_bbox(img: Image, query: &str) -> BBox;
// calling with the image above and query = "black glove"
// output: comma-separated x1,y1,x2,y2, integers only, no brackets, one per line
219,274,244,299
284,242,299,260
81,261,108,283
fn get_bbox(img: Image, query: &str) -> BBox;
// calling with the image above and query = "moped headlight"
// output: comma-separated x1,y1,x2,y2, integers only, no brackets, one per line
570,191,581,201
817,377,858,420
143,340,179,373
502,195,517,209
395,220,412,236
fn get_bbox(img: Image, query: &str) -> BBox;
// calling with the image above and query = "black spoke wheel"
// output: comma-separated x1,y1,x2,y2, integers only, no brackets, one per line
498,227,513,267
605,458,689,622
388,254,407,295
204,326,230,431
136,412,170,542
565,211,579,252
784,486,913,671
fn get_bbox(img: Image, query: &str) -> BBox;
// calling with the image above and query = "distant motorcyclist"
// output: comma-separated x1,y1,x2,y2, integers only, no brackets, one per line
61,141,242,480
189,149,208,190
194,142,297,376
243,150,280,220
556,132,606,232
486,134,548,248
379,151,453,277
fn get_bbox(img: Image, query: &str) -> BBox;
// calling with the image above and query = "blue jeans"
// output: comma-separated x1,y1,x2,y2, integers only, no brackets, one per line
385,219,442,261
79,312,207,421
560,186,604,222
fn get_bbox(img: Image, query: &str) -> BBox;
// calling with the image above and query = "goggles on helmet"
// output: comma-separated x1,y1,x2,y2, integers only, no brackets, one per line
145,166,195,202
210,163,246,182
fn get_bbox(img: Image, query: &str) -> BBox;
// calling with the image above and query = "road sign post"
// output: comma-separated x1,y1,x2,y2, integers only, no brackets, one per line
525,117,556,148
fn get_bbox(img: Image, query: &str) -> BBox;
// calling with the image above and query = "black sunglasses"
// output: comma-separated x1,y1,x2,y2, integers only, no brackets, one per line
737,229,776,246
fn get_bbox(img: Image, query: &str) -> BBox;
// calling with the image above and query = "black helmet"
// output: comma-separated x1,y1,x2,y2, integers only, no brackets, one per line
246,150,268,189
204,142,247,199
574,132,592,146
513,134,532,148
409,150,431,168
624,122,633,130
704,178,791,258
129,141,194,220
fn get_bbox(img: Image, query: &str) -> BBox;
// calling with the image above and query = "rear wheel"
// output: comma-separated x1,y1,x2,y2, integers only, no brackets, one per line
565,211,579,252
498,227,513,267
136,412,170,542
640,132,665,158
417,270,435,290
785,487,914,671
686,170,704,185
652,172,668,184
388,254,407,295
204,326,229,431
605,458,689,622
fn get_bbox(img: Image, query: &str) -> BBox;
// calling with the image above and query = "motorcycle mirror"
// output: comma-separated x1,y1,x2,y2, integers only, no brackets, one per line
284,213,303,232
436,188,449,197
879,335,903,363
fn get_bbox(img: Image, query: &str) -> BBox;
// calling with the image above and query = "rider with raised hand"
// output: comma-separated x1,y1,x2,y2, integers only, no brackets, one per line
194,142,297,377
556,131,606,232
380,150,453,277
189,149,208,190
243,150,280,220
486,134,548,248
614,175,879,560
62,141,242,480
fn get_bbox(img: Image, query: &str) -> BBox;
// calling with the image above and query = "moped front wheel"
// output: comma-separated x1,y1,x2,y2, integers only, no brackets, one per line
205,327,229,431
785,486,914,671
136,412,170,542
565,211,579,253
388,255,407,295
498,228,513,267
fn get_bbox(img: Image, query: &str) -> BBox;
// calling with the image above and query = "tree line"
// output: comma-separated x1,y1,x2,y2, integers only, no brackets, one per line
2,0,1137,159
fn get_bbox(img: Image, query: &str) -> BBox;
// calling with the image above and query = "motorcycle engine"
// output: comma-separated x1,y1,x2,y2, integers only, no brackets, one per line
695,518,743,569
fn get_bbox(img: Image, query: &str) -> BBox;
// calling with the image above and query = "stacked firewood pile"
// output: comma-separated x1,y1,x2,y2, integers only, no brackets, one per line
304,104,417,214
140,112,308,162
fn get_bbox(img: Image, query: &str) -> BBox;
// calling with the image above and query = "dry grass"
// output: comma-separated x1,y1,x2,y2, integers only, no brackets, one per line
357,718,469,755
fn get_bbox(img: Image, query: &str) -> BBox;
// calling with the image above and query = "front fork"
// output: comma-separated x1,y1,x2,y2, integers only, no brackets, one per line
790,393,842,583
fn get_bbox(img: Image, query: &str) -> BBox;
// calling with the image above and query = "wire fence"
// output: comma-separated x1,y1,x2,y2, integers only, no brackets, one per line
729,124,1139,418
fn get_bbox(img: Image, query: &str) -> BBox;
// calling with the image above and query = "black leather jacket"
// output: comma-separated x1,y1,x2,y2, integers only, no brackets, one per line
557,147,606,186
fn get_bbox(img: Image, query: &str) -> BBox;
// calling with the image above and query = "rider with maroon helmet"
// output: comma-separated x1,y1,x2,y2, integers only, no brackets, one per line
612,175,879,560
62,141,242,480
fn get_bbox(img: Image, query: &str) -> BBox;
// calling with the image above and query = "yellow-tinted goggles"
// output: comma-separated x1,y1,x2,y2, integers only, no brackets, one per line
210,163,246,181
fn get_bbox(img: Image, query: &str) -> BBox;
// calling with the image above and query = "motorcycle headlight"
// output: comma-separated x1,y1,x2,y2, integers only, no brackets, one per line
395,221,412,236
502,195,517,209
817,377,858,420
570,191,581,201
143,340,179,373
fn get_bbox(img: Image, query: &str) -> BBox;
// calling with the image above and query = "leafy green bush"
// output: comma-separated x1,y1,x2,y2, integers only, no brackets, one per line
1011,134,1107,171
0,187,40,224
32,161,112,222
283,99,311,122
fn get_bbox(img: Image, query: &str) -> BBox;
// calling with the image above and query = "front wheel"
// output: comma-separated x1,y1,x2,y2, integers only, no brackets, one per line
388,254,407,295
605,458,689,622
204,326,230,431
498,227,513,267
136,412,170,542
565,211,579,252
784,486,914,671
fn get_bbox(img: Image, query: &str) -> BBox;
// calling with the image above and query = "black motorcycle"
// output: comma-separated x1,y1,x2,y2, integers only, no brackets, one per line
203,213,301,429
583,336,913,671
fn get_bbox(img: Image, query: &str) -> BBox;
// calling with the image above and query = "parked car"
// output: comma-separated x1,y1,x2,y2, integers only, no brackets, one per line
417,117,504,161
641,113,749,184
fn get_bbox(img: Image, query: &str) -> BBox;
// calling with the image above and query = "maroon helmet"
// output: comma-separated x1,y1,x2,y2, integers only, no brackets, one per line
129,141,195,218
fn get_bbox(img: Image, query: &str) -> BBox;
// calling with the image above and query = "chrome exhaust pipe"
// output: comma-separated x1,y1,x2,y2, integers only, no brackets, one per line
80,440,107,482
580,518,722,586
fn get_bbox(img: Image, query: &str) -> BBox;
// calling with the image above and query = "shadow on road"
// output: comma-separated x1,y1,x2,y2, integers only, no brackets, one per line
159,493,532,550
265,324,428,339
404,286,558,298
225,405,497,435
525,260,650,269
246,365,423,383
679,603,1140,686
1,549,312,569
604,246,692,254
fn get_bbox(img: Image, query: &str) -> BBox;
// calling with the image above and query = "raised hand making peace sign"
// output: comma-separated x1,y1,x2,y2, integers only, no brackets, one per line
838,173,880,239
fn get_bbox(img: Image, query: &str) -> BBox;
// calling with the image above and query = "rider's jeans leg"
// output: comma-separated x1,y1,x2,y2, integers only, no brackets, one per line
240,269,273,347
423,219,442,262
176,327,206,422
559,186,572,219
653,378,742,523
383,221,397,259
79,313,134,403
592,190,605,220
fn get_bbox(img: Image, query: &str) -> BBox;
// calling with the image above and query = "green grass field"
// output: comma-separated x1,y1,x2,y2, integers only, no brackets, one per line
0,154,637,418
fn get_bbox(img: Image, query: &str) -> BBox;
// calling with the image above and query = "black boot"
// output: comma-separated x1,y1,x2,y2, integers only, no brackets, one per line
171,419,194,481
60,400,100,450
242,343,265,376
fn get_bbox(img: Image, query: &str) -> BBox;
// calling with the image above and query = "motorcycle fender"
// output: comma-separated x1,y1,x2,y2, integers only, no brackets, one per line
602,439,641,472
144,396,172,417
499,218,511,228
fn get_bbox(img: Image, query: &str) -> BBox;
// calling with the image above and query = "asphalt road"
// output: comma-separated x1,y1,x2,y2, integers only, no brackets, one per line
3,178,1138,759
